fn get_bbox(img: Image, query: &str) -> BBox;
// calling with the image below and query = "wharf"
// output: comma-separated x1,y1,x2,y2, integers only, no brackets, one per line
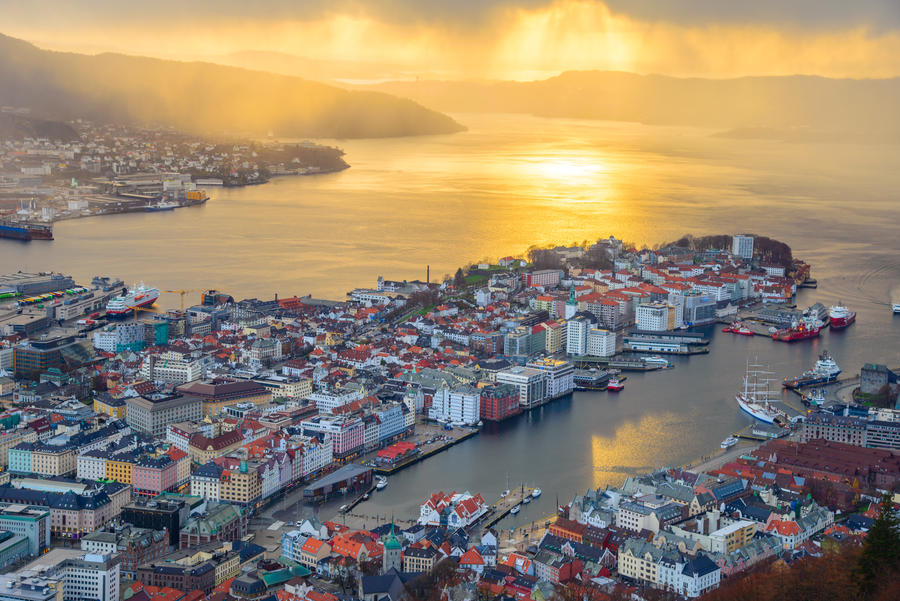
478,487,537,532
373,427,478,476
623,345,710,356
573,356,658,371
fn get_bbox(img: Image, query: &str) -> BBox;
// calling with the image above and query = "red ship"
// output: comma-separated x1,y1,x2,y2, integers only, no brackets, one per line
772,318,822,342
722,321,754,336
828,304,856,329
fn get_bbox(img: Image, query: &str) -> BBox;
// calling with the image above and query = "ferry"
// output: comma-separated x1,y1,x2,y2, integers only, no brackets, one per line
607,378,624,392
145,201,178,212
105,283,160,316
642,355,672,367
783,351,841,389
828,303,856,329
720,436,739,449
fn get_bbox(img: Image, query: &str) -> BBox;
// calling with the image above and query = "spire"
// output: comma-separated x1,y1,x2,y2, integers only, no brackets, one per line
567,284,577,305
385,523,401,550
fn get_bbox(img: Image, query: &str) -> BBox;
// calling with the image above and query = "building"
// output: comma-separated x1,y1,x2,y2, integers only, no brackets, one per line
136,561,215,596
301,416,365,461
0,272,76,297
176,379,272,418
179,503,247,548
586,328,616,357
429,386,481,425
139,351,203,385
81,526,168,579
526,358,574,401
382,527,402,574
121,498,185,548
20,549,121,601
801,412,868,446
188,429,243,465
657,552,721,598
566,313,596,356
125,393,203,437
636,303,676,332
732,235,754,260
479,384,521,422
307,389,364,414
418,491,487,529
860,364,897,396
219,461,262,508
13,335,95,380
496,367,549,410
403,545,437,573
0,502,50,557
132,456,178,497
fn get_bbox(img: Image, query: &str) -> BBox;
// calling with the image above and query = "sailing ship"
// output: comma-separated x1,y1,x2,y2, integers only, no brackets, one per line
735,360,786,425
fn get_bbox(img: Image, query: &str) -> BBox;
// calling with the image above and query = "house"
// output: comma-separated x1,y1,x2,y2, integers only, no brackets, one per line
417,491,488,529
458,546,485,575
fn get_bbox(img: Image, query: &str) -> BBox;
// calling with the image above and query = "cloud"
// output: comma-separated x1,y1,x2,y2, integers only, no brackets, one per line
4,1,900,80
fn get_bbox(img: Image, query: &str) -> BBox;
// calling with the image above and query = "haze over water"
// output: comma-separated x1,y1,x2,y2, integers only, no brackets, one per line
4,112,900,522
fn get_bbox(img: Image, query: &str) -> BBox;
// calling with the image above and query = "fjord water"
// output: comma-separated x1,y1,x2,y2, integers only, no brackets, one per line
3,113,900,520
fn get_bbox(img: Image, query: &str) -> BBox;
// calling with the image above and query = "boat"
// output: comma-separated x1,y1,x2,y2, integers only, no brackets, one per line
607,378,624,392
532,488,542,498
375,476,387,491
105,283,160,316
772,317,823,342
782,351,841,389
722,321,754,336
642,355,672,367
522,496,531,504
735,360,785,425
893,303,900,314
828,303,856,329
145,201,178,212
806,389,826,407
0,220,53,241
500,489,510,498
362,493,370,501
510,505,520,515
720,436,739,449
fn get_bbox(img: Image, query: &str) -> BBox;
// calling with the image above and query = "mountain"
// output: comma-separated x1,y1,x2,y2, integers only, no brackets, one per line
0,112,78,141
0,34,464,139
371,71,900,140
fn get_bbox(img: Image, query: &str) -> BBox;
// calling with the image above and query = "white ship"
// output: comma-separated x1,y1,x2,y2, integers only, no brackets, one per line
720,436,739,449
893,303,900,314
735,360,785,425
105,283,159,316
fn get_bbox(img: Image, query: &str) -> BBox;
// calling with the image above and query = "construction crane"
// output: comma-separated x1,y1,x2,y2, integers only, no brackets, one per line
164,289,204,312
131,305,156,321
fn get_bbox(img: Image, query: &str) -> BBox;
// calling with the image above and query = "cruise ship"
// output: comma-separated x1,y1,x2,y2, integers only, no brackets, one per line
105,283,160,316
735,360,785,425
782,351,841,389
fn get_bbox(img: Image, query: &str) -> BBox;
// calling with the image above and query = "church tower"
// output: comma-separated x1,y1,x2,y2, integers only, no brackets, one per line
382,524,402,573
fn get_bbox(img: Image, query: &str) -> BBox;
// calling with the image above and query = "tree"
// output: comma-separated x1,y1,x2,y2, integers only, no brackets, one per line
454,267,466,288
856,494,900,596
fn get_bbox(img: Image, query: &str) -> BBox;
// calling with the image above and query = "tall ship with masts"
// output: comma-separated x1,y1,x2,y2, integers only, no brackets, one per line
735,360,786,425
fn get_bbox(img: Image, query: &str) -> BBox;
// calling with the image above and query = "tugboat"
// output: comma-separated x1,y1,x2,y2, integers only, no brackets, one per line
722,321,754,336
607,378,624,392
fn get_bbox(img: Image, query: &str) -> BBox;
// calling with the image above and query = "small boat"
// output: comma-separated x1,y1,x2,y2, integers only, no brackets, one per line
375,477,387,491
607,378,624,392
362,493,370,501
522,496,531,504
720,436,739,449
510,505,520,515
500,489,510,498
642,355,671,367
339,504,349,513
893,303,900,314
807,389,826,407
722,321,754,336
531,488,542,498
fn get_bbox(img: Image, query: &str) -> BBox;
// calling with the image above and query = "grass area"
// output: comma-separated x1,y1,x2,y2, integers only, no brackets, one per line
464,274,488,285
416,305,435,316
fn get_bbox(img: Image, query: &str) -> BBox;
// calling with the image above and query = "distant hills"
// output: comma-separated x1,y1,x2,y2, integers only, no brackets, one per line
0,112,78,141
372,71,900,140
0,34,464,139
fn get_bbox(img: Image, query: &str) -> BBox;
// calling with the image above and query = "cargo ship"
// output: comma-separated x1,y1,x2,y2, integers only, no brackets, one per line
106,283,160,316
782,351,841,389
772,317,822,342
828,303,856,329
0,220,53,241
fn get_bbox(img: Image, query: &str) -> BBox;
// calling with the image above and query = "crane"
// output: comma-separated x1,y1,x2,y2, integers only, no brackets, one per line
164,289,205,312
131,304,156,321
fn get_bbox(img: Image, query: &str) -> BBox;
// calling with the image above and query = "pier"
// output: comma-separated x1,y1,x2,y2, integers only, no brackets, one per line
372,427,479,476
478,486,537,532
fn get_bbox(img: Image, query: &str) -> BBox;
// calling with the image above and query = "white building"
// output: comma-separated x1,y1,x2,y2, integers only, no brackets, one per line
139,351,203,384
20,550,120,601
92,322,145,353
526,358,574,400
732,235,754,260
496,366,549,410
636,303,675,332
566,314,595,356
418,491,488,529
657,554,721,598
428,386,481,425
295,435,333,478
76,452,107,481
307,389,364,414
586,328,616,357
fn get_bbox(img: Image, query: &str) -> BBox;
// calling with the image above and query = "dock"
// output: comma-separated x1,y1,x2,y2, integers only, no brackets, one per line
478,487,537,531
373,428,479,475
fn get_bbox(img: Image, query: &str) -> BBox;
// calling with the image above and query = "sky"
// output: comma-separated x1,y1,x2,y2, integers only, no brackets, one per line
5,0,900,80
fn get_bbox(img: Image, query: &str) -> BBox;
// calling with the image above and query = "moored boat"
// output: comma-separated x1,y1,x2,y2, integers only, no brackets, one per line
607,378,624,392
783,351,841,389
721,436,739,449
105,283,160,316
532,488,542,498
722,321,754,336
510,505,520,515
772,317,822,342
735,360,785,425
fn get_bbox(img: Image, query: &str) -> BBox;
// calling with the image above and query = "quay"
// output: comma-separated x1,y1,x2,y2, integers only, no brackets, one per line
573,355,659,371
625,330,709,345
372,426,478,475
478,486,537,532
623,343,710,355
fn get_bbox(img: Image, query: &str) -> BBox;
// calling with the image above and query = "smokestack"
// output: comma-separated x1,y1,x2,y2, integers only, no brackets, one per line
427,265,430,284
